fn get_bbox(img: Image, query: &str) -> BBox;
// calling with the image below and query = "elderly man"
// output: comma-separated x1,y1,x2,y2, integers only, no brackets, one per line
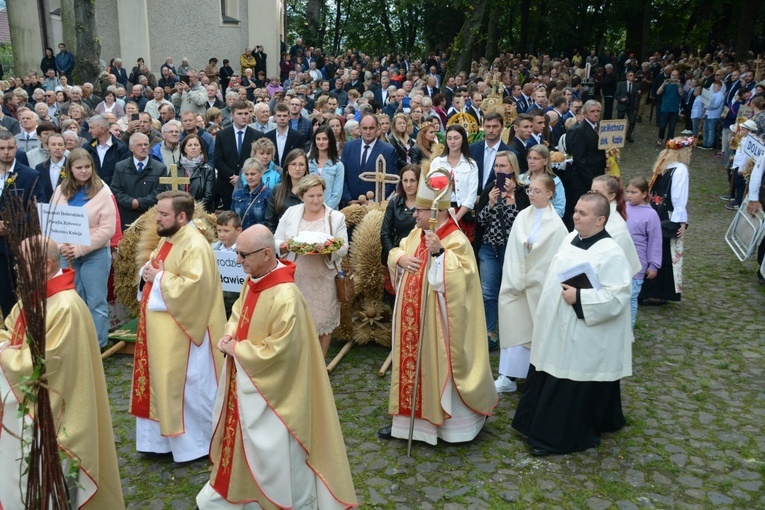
171,69,207,116
150,119,182,166
248,101,276,133
15,109,41,152
159,103,176,125
195,225,357,509
601,64,618,120
110,132,169,229
512,192,632,456
0,236,124,509
145,87,173,121
563,100,605,230
379,171,497,444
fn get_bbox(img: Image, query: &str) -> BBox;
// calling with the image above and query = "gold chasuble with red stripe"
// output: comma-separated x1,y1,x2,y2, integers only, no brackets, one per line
387,218,498,425
129,224,226,436
207,262,358,508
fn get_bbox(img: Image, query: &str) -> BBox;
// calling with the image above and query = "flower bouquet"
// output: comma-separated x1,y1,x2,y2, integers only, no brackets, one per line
286,231,344,255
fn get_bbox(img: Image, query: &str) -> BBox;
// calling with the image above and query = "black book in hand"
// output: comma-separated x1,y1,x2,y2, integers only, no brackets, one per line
561,272,593,289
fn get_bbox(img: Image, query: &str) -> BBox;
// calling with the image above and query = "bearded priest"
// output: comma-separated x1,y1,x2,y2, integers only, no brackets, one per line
130,190,226,462
196,224,358,509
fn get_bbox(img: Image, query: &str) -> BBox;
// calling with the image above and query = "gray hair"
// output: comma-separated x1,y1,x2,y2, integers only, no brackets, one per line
69,85,82,95
225,91,239,100
114,58,123,65
129,132,149,147
88,114,109,129
254,102,270,114
160,103,176,115
583,99,601,113
62,130,78,141
161,120,182,133
344,119,358,136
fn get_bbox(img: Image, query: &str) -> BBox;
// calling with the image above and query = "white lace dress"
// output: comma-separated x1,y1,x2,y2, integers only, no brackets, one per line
293,217,340,335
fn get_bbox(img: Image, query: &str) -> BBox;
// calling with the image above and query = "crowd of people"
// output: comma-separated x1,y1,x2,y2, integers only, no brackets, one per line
1,37,764,508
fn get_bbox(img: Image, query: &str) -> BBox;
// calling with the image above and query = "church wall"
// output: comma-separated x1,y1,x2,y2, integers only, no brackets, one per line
94,0,121,71
146,0,249,77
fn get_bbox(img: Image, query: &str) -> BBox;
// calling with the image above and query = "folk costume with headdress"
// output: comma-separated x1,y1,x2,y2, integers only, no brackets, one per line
639,136,691,302
385,168,497,445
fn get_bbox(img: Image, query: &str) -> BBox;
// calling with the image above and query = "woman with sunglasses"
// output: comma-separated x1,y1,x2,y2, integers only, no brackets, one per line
496,174,567,393
476,150,530,352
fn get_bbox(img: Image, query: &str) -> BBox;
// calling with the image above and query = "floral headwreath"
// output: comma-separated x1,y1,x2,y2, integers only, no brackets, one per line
665,136,695,150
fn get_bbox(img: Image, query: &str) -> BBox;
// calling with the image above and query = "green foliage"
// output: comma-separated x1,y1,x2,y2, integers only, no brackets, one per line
287,0,764,63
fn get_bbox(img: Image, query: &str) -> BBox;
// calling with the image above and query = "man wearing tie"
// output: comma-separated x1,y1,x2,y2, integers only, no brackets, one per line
422,76,438,97
214,100,263,209
248,102,277,134
469,113,510,197
340,113,397,205
615,71,639,143
562,100,606,230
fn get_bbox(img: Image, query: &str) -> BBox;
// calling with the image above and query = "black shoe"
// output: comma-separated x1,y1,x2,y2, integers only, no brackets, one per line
758,272,765,285
626,138,634,143
377,426,393,440
531,447,552,457
488,338,499,351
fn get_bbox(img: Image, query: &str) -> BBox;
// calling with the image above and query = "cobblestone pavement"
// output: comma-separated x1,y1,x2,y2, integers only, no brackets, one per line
104,118,765,509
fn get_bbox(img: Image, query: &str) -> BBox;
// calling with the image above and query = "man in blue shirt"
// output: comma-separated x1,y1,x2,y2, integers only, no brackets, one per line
55,43,75,82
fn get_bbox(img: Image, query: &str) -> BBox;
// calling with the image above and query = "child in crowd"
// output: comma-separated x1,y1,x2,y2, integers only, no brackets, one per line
241,138,282,190
213,210,243,317
624,177,663,327
690,86,703,140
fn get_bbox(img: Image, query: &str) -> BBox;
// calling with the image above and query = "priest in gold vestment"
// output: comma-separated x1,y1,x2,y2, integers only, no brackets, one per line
378,170,498,445
0,237,124,509
196,225,358,509
130,191,226,462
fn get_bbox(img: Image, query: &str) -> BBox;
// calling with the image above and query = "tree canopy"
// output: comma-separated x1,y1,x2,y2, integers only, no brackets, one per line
287,0,765,71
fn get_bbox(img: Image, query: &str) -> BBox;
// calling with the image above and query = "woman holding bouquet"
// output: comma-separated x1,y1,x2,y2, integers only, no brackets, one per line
274,174,348,357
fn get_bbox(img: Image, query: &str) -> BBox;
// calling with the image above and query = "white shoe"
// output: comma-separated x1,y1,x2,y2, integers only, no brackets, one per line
494,375,517,393
680,130,692,135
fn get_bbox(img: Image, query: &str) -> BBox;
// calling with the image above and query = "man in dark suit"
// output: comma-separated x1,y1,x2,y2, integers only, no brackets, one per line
111,133,169,230
374,77,392,107
615,70,639,143
563,100,606,230
265,103,307,168
86,115,131,186
469,113,510,196
344,69,364,95
422,76,438,98
465,91,484,126
509,114,533,173
214,100,264,210
36,132,67,203
442,76,456,109
340,113,398,205
0,131,45,315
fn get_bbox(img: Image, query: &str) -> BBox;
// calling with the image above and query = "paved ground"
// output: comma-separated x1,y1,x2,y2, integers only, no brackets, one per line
104,117,765,509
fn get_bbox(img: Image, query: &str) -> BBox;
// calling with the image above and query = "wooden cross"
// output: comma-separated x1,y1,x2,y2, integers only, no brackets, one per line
358,154,399,202
754,54,763,82
159,164,190,191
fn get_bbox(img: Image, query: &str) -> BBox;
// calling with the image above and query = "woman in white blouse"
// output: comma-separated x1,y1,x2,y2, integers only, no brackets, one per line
274,174,348,357
430,125,479,241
